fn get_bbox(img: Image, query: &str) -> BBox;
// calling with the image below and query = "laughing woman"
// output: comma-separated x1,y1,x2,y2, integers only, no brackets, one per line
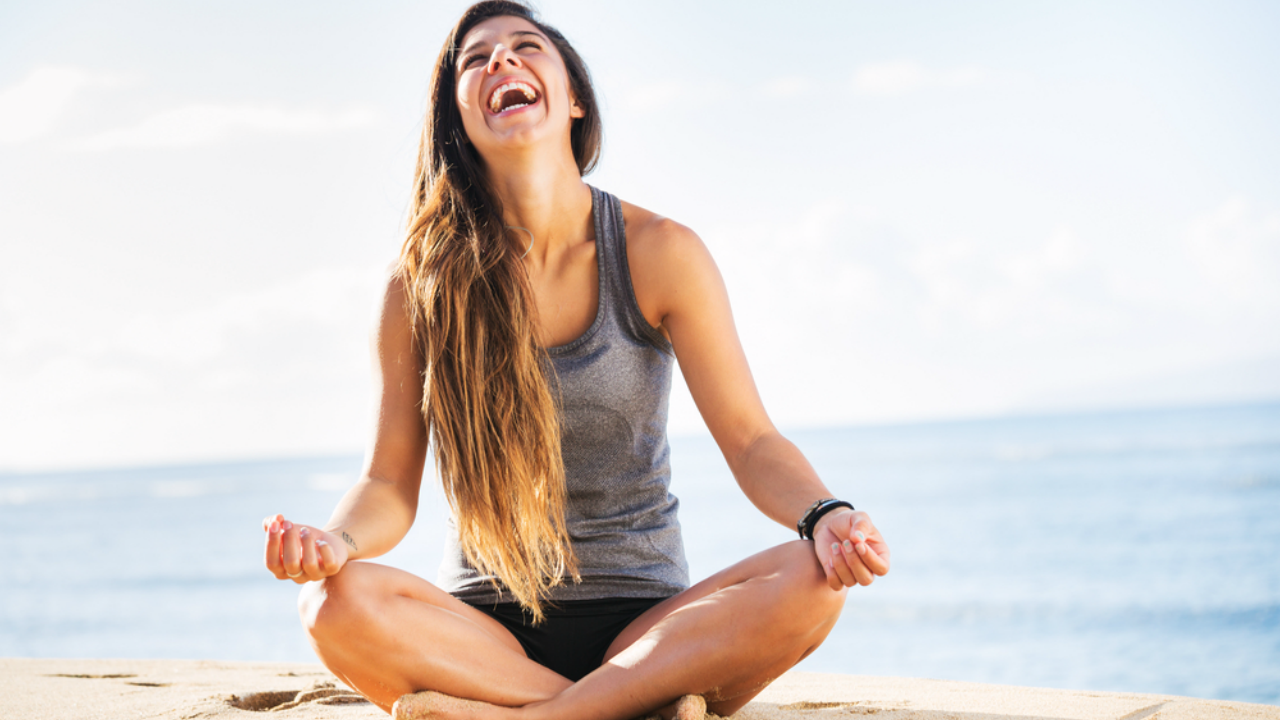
261,2,889,718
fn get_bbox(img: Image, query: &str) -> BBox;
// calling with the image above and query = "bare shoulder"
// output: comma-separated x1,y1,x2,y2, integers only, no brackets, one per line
619,199,707,265
619,199,721,328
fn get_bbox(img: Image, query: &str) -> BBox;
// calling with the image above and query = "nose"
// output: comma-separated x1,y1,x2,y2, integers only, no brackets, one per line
487,45,522,74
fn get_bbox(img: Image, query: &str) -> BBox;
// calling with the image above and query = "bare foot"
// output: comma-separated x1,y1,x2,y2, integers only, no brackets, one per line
661,694,706,720
393,690,498,720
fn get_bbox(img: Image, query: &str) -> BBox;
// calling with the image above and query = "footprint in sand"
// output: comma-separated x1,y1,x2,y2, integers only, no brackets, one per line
226,680,369,711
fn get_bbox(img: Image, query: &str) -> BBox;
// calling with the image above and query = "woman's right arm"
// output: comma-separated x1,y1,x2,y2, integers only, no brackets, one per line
263,274,429,583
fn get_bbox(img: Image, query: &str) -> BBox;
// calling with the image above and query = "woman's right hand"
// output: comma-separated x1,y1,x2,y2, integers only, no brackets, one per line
262,513,349,584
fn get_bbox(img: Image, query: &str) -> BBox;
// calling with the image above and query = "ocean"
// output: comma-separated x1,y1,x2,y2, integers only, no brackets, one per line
2,402,1278,706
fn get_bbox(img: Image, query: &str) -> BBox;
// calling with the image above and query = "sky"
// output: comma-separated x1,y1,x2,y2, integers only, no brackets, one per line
1,0,1279,471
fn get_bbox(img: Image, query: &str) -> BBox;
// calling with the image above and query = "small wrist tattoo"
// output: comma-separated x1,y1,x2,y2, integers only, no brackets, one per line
342,532,358,551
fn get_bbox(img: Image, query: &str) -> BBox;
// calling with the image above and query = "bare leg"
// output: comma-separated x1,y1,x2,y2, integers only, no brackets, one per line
298,561,573,712
390,540,845,720
564,539,844,718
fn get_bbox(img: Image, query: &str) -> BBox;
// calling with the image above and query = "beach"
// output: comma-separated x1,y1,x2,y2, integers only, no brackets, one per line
3,658,1276,719
5,404,1280,707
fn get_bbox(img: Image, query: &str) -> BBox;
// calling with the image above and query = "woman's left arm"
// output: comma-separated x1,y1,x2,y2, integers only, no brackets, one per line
625,208,890,590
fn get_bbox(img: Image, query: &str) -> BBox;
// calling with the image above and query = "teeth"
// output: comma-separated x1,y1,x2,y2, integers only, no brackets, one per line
488,81,539,113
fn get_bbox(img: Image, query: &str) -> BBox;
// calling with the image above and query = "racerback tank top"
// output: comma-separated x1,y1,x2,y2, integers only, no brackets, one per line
438,186,691,604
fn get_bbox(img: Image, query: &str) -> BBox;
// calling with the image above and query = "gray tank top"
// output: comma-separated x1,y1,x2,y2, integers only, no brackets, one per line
438,186,690,604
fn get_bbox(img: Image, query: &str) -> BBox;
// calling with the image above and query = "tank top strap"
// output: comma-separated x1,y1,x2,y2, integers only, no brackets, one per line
440,185,687,604
590,185,673,353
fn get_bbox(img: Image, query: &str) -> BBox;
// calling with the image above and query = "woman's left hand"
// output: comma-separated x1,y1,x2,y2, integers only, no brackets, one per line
262,514,349,584
813,510,890,590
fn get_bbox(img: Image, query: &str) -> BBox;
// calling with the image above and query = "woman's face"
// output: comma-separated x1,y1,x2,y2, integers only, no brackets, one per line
454,15,584,160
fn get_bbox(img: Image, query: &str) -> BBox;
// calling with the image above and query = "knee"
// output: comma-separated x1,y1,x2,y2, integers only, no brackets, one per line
776,541,848,626
297,562,372,642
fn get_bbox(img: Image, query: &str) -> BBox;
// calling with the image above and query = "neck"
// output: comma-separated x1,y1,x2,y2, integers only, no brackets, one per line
484,142,592,261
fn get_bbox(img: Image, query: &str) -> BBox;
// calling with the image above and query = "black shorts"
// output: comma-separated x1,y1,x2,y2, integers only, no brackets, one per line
466,596,669,681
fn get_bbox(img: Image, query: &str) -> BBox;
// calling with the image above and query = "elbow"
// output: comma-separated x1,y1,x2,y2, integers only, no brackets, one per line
724,426,781,476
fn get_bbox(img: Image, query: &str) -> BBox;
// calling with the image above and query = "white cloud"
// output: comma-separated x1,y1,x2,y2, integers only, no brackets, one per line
759,76,816,98
1103,197,1280,328
693,205,1182,426
110,265,386,365
0,66,119,144
1185,198,1280,305
852,61,987,96
907,227,1107,335
0,66,376,149
0,264,388,469
1002,227,1083,287
71,104,378,150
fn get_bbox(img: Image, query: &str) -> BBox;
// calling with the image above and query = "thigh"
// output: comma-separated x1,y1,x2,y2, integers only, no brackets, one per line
302,561,573,710
598,541,843,716
325,561,528,656
603,539,832,661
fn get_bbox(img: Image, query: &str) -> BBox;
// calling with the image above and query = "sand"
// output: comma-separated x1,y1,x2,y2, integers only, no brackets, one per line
1,658,1275,720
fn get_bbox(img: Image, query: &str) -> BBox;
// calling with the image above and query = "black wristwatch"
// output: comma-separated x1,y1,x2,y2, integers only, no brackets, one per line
797,498,854,540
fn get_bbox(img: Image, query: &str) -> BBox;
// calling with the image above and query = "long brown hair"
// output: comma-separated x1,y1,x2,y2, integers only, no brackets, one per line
396,0,602,622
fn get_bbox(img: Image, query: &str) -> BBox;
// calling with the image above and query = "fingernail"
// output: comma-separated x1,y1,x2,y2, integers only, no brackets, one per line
831,542,841,555
842,540,854,553
857,542,868,555
855,531,866,542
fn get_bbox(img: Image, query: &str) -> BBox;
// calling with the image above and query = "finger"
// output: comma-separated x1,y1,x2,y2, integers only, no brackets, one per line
847,519,891,575
316,540,337,576
858,539,891,576
816,546,841,591
848,526,890,574
824,561,842,591
828,542,857,587
840,538,876,586
281,521,302,578
264,519,286,579
299,528,320,581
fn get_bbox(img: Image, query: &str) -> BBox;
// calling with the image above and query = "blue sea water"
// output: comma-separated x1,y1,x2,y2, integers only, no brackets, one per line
2,402,1278,705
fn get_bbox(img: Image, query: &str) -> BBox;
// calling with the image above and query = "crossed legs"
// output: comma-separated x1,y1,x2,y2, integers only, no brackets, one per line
299,540,847,718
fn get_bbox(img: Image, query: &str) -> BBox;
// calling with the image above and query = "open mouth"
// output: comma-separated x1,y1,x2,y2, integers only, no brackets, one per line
488,80,540,114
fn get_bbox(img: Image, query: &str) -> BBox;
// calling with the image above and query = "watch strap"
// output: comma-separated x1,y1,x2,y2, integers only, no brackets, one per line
797,498,854,540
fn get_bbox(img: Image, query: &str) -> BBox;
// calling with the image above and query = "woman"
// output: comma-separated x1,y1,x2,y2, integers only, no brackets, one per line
262,2,890,718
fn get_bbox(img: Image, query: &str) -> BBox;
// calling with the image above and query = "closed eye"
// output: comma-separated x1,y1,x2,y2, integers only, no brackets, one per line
458,33,545,70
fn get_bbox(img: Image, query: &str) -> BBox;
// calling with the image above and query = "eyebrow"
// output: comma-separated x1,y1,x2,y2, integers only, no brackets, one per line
458,30,549,60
